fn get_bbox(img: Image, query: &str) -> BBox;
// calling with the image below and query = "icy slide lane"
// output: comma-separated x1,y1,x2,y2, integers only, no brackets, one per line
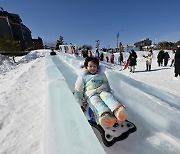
52,53,180,154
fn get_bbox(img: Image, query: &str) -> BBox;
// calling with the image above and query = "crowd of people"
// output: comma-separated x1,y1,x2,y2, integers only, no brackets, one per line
157,50,170,67
81,48,124,65
75,46,180,80
156,48,180,80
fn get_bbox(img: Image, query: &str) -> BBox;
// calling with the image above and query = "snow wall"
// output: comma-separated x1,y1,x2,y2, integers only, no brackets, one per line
57,52,180,149
45,53,105,154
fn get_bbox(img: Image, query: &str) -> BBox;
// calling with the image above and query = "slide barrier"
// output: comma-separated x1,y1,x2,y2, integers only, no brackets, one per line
44,53,105,154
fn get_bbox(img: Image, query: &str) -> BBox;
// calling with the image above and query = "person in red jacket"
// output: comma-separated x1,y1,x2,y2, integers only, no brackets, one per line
110,52,114,64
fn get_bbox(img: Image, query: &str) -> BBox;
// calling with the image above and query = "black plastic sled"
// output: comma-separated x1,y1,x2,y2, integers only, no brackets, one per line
85,106,137,147
50,51,56,55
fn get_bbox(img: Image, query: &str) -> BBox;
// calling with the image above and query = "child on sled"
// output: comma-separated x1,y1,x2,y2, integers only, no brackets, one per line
74,57,127,129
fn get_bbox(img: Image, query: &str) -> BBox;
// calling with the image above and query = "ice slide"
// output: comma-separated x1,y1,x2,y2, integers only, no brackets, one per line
49,52,180,154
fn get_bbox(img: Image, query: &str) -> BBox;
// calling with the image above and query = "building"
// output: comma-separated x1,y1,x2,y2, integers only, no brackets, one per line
0,9,43,51
31,37,44,49
134,38,152,51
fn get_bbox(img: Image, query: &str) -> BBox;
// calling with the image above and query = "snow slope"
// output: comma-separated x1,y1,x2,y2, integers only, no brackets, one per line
0,52,45,153
0,49,180,154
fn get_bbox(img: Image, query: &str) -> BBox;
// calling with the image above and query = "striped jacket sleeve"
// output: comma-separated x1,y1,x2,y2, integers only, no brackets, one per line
74,75,85,100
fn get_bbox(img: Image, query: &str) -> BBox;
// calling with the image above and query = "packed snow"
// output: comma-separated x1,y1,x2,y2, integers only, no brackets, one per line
0,49,180,154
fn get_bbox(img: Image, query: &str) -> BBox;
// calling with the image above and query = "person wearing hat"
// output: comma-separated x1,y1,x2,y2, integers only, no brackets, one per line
173,45,180,80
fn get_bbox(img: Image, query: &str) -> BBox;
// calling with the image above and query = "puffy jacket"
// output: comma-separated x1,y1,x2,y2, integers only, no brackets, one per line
145,53,153,65
74,66,111,101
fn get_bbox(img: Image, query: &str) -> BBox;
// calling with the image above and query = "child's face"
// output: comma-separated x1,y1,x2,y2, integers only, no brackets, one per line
86,61,98,74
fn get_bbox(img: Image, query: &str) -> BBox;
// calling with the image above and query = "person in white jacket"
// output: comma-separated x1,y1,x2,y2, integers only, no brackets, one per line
170,49,176,67
144,50,153,71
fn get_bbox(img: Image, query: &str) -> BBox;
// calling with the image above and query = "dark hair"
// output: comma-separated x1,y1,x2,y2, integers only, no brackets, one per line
84,57,99,68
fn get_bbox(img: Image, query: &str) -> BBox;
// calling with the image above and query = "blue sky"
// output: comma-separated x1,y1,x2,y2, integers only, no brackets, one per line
1,0,180,48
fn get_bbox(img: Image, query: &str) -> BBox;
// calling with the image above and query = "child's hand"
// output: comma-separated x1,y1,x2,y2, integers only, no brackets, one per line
81,106,86,112
81,101,88,112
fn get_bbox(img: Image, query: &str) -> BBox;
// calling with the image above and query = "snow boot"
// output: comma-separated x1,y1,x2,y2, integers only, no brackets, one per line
98,112,116,129
114,105,127,124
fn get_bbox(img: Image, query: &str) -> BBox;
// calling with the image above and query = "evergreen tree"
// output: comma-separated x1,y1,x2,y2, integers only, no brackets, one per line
0,37,20,63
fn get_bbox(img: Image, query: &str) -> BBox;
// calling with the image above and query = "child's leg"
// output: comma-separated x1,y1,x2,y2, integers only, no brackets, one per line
100,91,127,123
146,64,148,71
132,65,135,72
149,65,151,71
88,94,116,128
130,66,132,72
99,91,120,111
88,94,110,117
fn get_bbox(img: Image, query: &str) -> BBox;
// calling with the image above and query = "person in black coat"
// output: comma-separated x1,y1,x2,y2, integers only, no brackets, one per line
174,46,180,80
99,52,104,61
157,50,165,66
118,52,124,65
164,52,170,66
127,50,137,73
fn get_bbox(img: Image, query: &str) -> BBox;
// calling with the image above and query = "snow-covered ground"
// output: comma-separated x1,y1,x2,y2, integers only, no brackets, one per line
0,51,45,153
0,49,180,154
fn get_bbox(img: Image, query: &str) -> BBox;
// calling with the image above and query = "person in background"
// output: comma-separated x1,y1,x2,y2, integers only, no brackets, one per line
110,52,115,64
144,50,153,71
74,57,127,128
99,52,104,61
74,44,78,56
118,52,124,65
105,52,109,62
88,50,93,57
170,49,176,67
71,46,75,54
173,46,180,80
127,50,137,73
95,48,100,59
164,51,170,66
81,48,88,58
157,50,164,66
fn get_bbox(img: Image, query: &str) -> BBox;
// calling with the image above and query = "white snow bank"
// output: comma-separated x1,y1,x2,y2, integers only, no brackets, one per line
0,56,45,153
0,54,14,73
18,50,45,64
45,54,105,154
0,50,45,74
